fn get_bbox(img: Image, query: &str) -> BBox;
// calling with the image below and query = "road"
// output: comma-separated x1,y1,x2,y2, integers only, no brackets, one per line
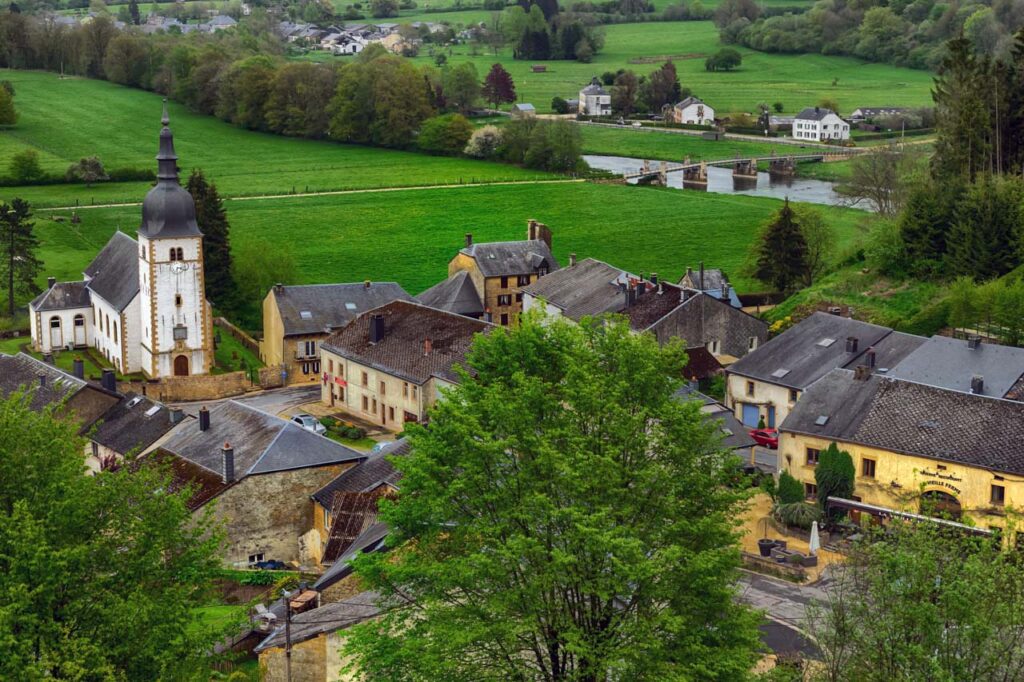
171,384,320,418
740,570,827,657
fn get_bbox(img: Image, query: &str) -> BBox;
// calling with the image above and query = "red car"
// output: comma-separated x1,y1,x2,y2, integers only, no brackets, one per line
749,428,779,449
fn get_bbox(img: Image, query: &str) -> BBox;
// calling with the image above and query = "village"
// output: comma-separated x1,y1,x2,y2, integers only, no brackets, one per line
4,99,1024,680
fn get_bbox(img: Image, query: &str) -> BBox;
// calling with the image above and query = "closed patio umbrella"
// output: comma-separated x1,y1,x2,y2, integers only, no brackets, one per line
809,520,821,556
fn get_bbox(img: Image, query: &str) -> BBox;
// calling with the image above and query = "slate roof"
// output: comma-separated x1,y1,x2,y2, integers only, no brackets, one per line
674,96,708,110
90,393,180,456
795,107,838,121
782,369,1024,476
321,301,491,385
580,77,607,96
254,591,381,652
271,282,413,337
460,239,558,278
886,335,1024,399
678,267,741,307
727,312,893,389
512,103,536,112
31,281,91,312
322,491,383,564
0,352,87,410
84,232,140,312
312,522,390,591
415,271,484,318
156,400,365,502
312,438,409,508
673,384,757,451
842,331,926,374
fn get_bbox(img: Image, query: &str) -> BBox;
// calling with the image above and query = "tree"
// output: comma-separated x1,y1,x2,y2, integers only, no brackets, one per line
8,149,43,184
550,96,571,114
772,101,784,112
102,33,149,88
794,205,836,286
128,0,140,24
841,145,916,218
0,199,41,317
371,0,398,17
753,199,808,294
342,313,762,681
524,119,585,172
433,52,447,67
713,0,759,29
639,60,680,112
463,124,503,158
808,521,1024,682
611,69,639,115
418,113,474,155
482,63,516,108
814,443,854,518
705,47,742,71
0,392,224,679
65,156,108,186
932,35,992,182
442,62,481,115
186,170,234,308
0,84,15,125
898,178,963,278
946,175,1023,280
777,470,805,504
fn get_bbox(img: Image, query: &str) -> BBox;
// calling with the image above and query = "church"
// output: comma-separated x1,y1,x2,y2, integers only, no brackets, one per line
29,104,214,378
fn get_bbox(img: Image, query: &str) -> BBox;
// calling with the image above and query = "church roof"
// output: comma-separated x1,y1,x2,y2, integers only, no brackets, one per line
31,280,91,312
138,102,202,240
84,232,139,312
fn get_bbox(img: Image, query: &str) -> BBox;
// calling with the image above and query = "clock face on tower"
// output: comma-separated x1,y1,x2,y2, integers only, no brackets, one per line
170,261,187,273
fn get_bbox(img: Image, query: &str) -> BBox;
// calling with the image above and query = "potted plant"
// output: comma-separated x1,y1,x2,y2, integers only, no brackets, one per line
758,538,776,557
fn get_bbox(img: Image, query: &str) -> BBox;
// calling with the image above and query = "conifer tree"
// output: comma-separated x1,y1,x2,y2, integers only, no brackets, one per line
932,35,993,181
898,179,963,278
128,0,140,24
946,175,1023,280
186,170,234,307
754,198,808,294
814,443,854,519
0,198,41,317
0,85,16,126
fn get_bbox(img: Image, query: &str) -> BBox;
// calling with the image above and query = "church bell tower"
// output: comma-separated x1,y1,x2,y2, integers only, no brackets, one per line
137,101,213,378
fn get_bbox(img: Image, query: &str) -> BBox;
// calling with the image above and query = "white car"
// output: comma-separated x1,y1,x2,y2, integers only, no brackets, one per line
291,413,326,435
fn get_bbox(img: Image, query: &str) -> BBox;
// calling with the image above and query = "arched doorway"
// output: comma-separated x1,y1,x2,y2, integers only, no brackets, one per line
73,314,86,346
173,355,190,376
49,316,62,349
921,490,962,520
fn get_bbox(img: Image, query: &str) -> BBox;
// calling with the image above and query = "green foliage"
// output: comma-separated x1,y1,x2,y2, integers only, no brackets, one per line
343,313,761,680
371,0,398,16
773,502,821,530
551,95,571,114
8,149,43,184
946,276,1024,345
777,470,804,504
187,169,234,308
705,47,743,71
808,521,1024,682
417,114,474,155
65,156,109,186
0,392,224,679
501,117,586,172
441,62,480,114
0,198,41,317
814,443,854,517
0,85,15,126
754,199,809,294
238,570,278,585
946,176,1023,281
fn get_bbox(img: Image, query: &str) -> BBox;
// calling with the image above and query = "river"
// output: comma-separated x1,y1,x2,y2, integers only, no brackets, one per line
583,154,845,208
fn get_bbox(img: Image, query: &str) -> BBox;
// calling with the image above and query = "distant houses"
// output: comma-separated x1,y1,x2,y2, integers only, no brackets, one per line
792,106,850,142
578,77,611,117
672,96,715,126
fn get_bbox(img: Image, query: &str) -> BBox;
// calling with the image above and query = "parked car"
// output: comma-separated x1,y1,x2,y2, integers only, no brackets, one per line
371,440,394,454
254,559,287,570
749,428,779,449
291,413,326,435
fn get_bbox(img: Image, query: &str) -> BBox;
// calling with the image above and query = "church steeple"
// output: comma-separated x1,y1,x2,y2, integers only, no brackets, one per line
138,100,202,239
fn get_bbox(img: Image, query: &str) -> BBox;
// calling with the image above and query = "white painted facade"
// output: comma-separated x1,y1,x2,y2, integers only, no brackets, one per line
674,100,715,125
792,111,850,142
31,306,90,354
578,81,611,117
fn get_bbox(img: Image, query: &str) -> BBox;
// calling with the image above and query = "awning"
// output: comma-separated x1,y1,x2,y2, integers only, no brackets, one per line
826,496,993,537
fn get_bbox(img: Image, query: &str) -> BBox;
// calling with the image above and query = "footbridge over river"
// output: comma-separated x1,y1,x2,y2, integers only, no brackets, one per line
624,149,863,186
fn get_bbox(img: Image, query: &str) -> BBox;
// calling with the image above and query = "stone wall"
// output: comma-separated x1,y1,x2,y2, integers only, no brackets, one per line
215,316,260,355
260,633,327,682
116,364,286,402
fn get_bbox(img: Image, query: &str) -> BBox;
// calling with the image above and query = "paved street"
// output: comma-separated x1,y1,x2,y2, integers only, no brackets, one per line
740,571,826,657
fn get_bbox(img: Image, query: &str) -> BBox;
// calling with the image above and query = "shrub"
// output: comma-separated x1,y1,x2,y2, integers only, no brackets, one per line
418,114,474,155
705,47,742,71
551,96,571,114
774,502,821,530
777,471,804,504
9,149,45,184
107,166,157,182
65,156,109,186
772,102,784,112
238,570,277,585
815,443,855,517
464,125,503,158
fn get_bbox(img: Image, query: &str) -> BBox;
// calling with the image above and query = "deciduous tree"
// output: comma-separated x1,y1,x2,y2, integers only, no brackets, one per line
441,62,481,114
343,313,762,681
417,113,473,155
65,156,108,186
8,149,43,184
482,63,516,108
0,84,15,125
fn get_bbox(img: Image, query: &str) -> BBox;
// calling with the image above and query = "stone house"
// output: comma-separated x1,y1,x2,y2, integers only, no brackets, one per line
520,257,768,379
319,301,491,427
678,265,741,308
724,312,925,429
672,96,714,125
793,106,850,142
779,367,1024,536
149,399,366,567
260,281,412,385
421,220,558,327
578,77,611,117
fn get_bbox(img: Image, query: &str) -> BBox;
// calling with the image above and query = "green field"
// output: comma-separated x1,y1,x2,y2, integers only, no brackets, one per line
400,21,934,114
0,70,553,207
34,181,871,297
579,124,784,160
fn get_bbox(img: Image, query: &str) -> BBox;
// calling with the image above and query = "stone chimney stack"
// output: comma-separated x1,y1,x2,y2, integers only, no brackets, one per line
222,442,235,484
465,233,473,248
199,406,210,431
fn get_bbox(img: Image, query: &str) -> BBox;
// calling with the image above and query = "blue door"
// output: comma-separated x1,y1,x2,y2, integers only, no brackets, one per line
742,403,760,427
767,406,776,429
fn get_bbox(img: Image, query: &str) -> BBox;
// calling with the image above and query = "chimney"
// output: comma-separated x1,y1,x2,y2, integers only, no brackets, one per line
274,282,284,294
199,406,210,432
635,281,645,299
169,408,184,425
43,353,53,364
222,442,235,484
47,276,56,289
853,365,871,381
967,335,982,350
699,261,705,291
38,373,47,388
569,253,577,267
686,266,693,282
101,369,116,392
971,375,984,395
364,279,371,289
828,306,842,315
846,336,858,354
625,286,635,308
72,356,84,380
721,284,730,302
527,219,538,240
865,347,876,368
650,273,658,285
423,338,432,356
369,313,385,343
465,233,473,248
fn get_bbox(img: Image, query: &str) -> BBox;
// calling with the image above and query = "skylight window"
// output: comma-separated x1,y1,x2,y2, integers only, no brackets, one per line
127,396,144,408
771,368,790,378
299,311,313,320
345,303,357,311
144,405,161,417
814,415,829,426
817,338,836,347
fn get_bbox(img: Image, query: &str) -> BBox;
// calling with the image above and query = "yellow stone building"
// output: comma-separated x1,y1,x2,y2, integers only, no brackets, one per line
780,367,1024,536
